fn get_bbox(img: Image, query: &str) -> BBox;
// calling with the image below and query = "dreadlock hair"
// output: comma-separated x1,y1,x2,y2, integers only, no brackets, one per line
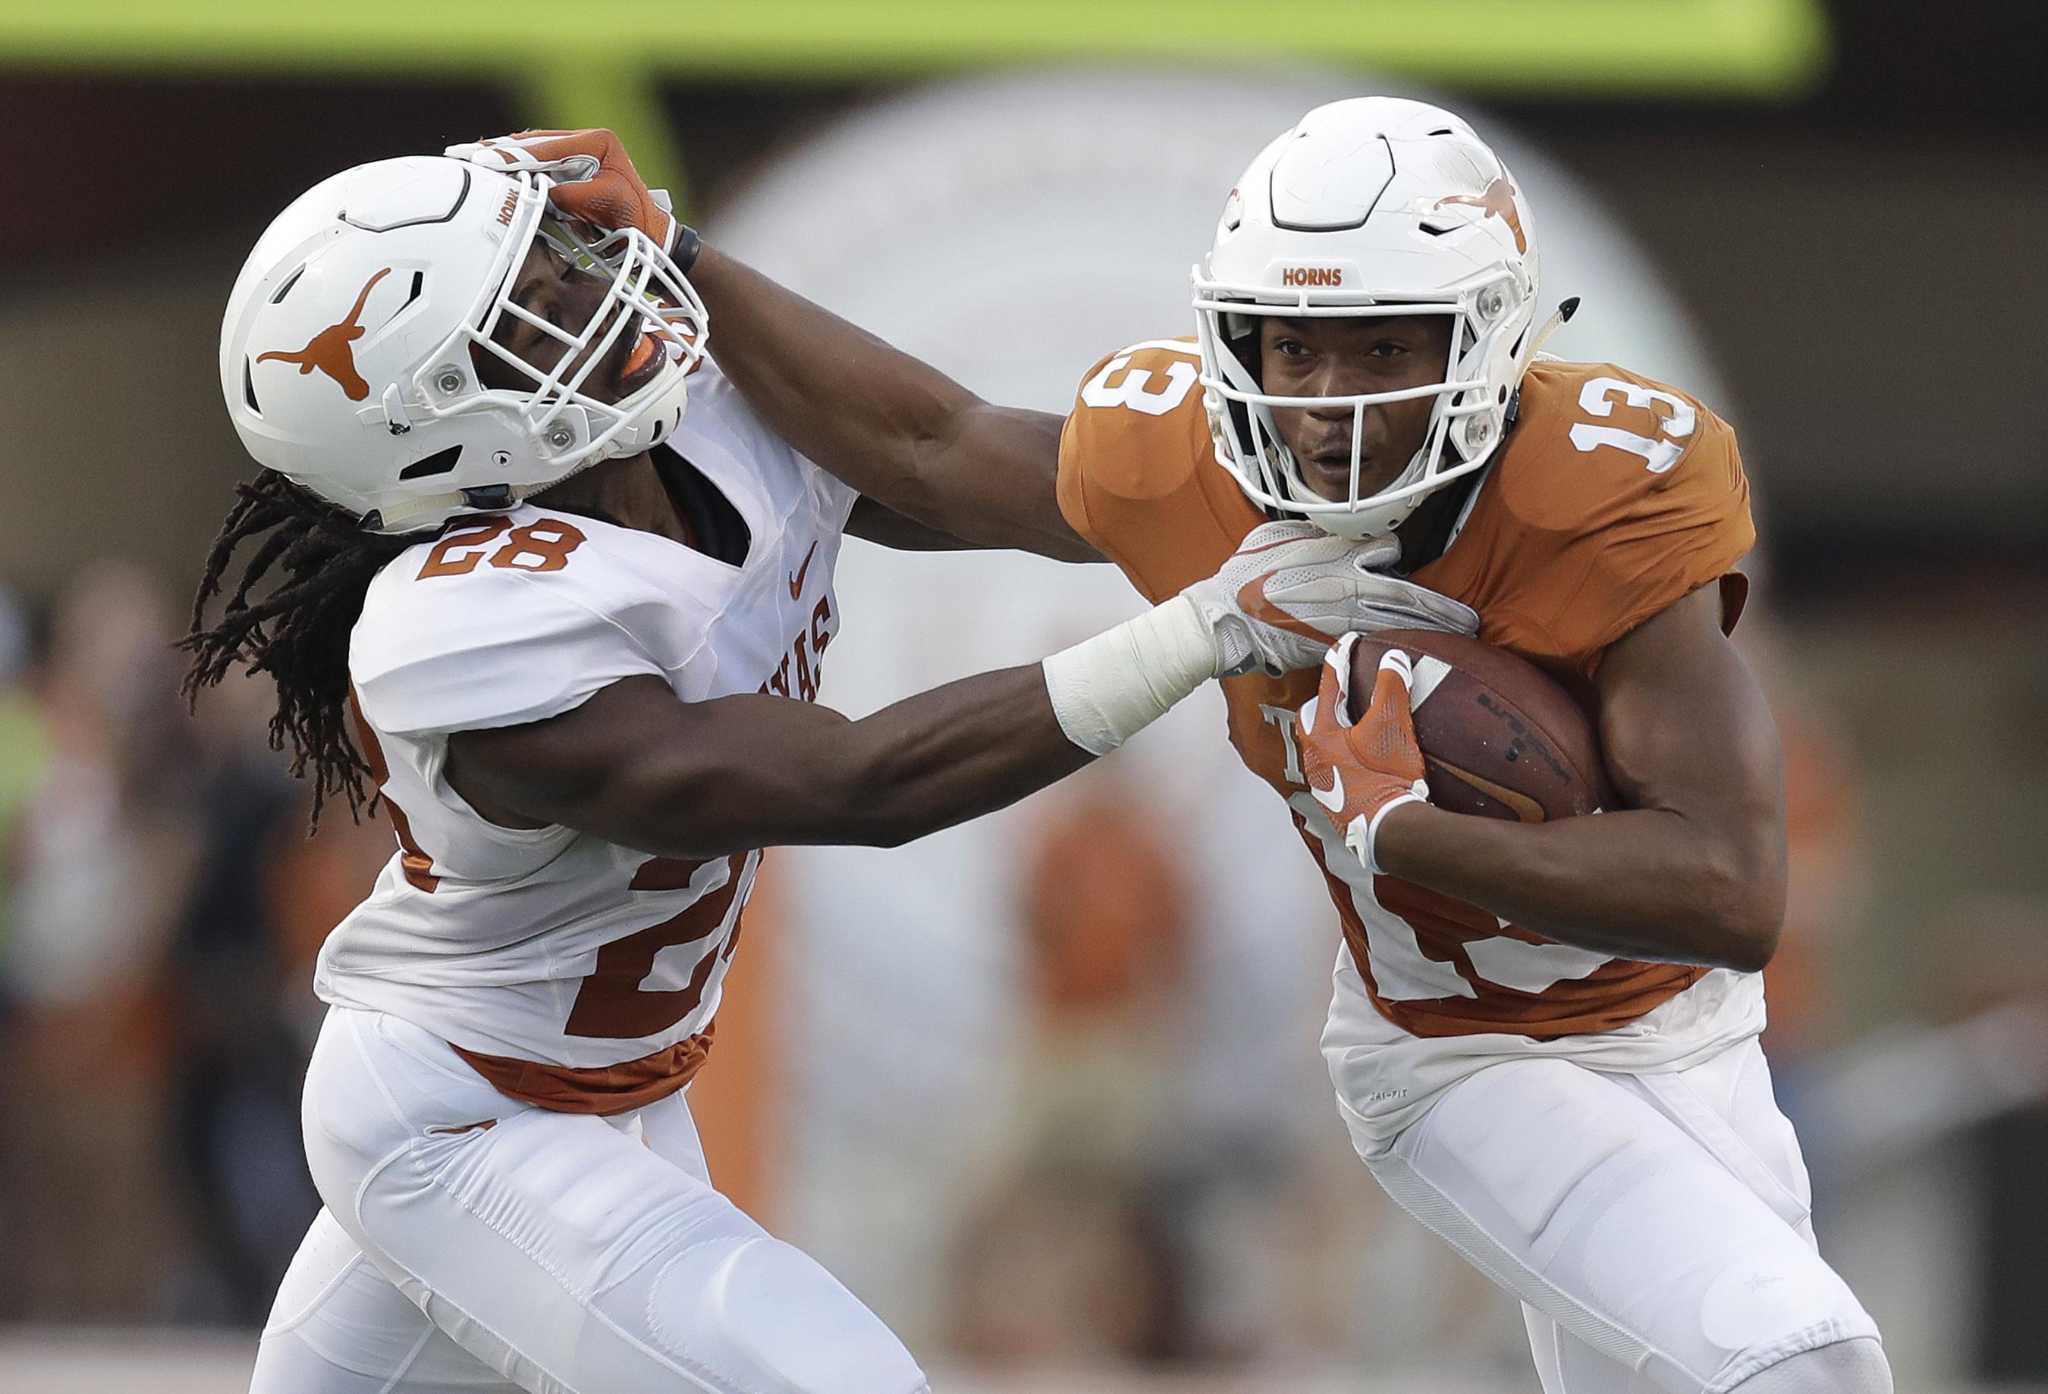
181,471,416,829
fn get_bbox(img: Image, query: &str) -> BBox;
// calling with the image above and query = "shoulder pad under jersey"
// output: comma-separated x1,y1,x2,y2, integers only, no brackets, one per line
1057,338,1263,602
1421,360,1755,672
350,508,672,738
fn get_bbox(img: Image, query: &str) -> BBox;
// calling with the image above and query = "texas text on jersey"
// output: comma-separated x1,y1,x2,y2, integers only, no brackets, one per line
323,359,857,1114
1058,338,1759,1075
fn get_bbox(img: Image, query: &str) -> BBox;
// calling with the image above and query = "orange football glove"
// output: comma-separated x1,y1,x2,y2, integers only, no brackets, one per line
1298,632,1431,873
444,128,675,250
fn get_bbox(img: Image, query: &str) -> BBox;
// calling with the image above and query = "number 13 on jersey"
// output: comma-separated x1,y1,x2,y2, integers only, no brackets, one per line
1081,346,1202,416
1568,376,1696,475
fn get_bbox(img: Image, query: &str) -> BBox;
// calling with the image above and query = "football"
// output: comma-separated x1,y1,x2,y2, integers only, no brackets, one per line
1348,629,1614,823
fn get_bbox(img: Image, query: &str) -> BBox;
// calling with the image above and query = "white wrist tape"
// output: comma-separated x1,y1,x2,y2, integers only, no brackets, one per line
1040,592,1219,756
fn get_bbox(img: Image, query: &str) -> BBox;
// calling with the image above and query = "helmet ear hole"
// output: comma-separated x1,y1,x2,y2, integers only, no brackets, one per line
1227,399,1259,459
242,359,262,415
399,445,463,480
1226,326,1262,386
1221,330,1266,458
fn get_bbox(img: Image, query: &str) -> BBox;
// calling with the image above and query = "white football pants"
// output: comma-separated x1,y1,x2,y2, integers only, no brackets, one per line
1327,972,1885,1392
250,1007,927,1394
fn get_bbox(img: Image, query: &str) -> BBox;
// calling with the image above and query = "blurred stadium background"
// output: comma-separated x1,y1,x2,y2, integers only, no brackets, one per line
3,1,2046,1389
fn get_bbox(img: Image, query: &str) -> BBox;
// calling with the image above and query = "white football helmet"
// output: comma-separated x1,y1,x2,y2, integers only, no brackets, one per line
1194,97,1544,539
219,155,706,534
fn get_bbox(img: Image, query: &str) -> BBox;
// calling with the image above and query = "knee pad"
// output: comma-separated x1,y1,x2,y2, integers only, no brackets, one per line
1731,1337,1893,1394
647,1235,927,1394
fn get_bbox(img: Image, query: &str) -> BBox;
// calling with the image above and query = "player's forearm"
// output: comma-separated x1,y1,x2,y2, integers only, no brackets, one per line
682,584,1232,851
834,666,1097,847
692,246,961,496
690,247,1095,560
767,586,1233,847
1373,802,1784,972
574,669,1087,859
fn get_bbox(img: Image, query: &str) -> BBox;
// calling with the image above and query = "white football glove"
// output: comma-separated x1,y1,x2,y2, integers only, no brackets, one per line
1181,520,1479,678
1042,522,1479,755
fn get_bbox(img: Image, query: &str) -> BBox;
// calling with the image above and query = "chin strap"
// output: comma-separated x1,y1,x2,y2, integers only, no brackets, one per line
359,488,505,535
1511,296,1580,379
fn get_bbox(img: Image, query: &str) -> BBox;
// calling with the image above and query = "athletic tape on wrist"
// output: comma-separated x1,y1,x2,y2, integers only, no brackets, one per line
1040,593,1218,755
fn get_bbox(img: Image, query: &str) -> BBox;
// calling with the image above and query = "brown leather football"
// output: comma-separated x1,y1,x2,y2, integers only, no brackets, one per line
1348,629,1614,823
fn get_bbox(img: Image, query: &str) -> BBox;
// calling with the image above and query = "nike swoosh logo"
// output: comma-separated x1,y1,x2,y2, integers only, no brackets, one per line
426,1119,498,1136
1235,577,1327,642
1310,769,1346,815
1434,759,1546,823
788,539,819,600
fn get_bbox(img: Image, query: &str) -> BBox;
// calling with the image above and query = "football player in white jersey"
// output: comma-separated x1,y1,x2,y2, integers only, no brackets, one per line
186,140,1462,1394
531,101,1893,1394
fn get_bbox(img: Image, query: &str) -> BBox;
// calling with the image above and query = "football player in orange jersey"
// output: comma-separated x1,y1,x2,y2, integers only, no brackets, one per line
525,96,1890,1391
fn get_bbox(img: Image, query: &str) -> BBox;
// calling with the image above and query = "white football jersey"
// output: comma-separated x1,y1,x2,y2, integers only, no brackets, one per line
317,360,857,1113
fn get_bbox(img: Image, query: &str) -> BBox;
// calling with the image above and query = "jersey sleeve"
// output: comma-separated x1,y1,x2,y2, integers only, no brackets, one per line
350,529,667,739
1563,404,1754,669
807,442,862,533
692,353,861,531
1459,363,1757,676
1056,339,1258,603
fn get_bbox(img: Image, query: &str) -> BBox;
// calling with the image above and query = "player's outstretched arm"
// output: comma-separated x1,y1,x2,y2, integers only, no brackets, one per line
443,522,1384,858
447,667,1091,857
446,130,1090,560
686,246,1101,562
1333,584,1787,971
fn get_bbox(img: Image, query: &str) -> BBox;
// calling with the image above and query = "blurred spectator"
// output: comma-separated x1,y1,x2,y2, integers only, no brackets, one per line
0,562,377,1323
946,769,1533,1368
1761,705,1864,1060
950,780,1198,1361
264,783,397,1033
952,1157,1185,1363
0,583,49,1317
0,562,204,1317
0,584,46,988
1013,786,1191,1164
1735,619,1872,1067
162,669,322,1322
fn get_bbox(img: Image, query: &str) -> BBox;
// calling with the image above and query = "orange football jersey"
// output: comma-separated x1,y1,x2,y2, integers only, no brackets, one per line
1057,340,1756,1039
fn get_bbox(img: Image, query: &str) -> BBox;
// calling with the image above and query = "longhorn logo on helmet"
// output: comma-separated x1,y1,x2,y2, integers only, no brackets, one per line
255,266,393,402
1430,177,1528,254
